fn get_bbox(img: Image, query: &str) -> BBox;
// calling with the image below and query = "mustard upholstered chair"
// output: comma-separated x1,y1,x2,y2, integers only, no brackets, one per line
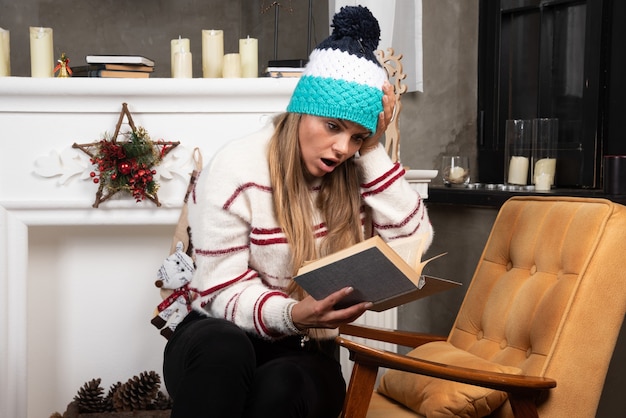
338,196,626,418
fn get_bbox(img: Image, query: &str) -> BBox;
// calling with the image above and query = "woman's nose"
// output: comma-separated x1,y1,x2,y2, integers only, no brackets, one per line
331,135,350,156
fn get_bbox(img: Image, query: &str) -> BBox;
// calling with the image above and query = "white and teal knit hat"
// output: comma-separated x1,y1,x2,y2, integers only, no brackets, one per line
286,5,388,134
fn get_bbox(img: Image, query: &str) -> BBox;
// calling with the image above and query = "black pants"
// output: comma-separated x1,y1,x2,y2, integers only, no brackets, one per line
163,311,346,418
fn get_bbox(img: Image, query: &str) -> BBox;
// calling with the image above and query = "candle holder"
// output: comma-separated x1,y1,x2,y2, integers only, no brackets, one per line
441,155,470,186
531,118,558,191
504,119,532,186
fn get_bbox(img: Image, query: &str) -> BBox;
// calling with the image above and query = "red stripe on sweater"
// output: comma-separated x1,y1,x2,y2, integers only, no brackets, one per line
254,291,285,337
192,269,257,297
251,227,283,235
223,182,272,210
195,244,249,257
361,163,404,189
224,292,240,321
362,169,405,198
251,236,289,245
374,200,423,231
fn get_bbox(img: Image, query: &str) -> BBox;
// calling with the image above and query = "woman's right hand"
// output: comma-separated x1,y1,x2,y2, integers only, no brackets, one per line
291,287,372,331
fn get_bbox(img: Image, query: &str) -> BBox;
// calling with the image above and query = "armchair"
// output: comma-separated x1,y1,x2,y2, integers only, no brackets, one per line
338,196,626,418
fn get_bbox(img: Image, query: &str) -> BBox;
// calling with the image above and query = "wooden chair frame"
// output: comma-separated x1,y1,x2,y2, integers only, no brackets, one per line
337,324,556,418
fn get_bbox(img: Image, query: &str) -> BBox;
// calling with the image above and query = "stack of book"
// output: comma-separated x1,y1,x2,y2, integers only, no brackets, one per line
264,59,306,78
73,55,155,78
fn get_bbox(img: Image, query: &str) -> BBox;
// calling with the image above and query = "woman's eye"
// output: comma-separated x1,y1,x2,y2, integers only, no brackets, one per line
327,121,338,130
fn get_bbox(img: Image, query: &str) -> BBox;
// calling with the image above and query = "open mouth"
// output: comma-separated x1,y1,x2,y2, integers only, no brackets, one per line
321,158,337,167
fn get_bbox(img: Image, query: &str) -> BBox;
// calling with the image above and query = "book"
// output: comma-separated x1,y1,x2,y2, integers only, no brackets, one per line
268,59,308,67
264,67,305,78
72,69,151,78
72,64,154,73
294,235,457,312
85,54,155,67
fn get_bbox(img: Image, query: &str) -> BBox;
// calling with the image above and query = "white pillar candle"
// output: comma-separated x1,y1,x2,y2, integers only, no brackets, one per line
173,51,193,78
29,26,53,78
508,156,529,185
202,29,224,78
170,37,190,77
222,53,241,78
533,158,556,186
534,173,552,191
0,28,10,77
239,36,258,78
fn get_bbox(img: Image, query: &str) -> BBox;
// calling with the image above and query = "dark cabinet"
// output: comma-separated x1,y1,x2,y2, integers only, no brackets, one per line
477,0,625,188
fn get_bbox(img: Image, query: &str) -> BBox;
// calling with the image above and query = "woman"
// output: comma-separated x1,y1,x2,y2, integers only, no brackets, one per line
163,6,433,417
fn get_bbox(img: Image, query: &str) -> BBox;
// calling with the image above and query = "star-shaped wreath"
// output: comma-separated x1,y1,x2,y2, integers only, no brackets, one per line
73,103,180,208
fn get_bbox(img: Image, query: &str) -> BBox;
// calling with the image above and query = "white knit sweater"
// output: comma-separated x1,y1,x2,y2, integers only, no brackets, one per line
187,123,433,340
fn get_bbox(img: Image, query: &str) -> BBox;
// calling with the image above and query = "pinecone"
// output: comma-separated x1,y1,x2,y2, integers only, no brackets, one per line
103,381,122,412
151,391,173,410
73,378,106,413
113,370,161,411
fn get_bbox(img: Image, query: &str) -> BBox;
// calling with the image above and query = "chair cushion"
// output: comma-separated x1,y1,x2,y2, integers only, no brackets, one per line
377,341,522,418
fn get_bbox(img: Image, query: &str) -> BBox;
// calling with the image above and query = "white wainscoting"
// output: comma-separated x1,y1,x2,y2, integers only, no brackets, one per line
0,77,401,417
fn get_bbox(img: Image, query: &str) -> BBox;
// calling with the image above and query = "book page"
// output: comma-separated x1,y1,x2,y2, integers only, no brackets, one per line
387,234,427,266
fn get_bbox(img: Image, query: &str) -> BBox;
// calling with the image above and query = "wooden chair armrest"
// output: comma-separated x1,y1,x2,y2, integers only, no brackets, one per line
338,323,447,348
337,336,556,418
337,336,556,393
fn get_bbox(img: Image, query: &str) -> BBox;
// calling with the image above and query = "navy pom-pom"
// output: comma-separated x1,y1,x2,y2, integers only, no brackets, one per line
331,5,381,51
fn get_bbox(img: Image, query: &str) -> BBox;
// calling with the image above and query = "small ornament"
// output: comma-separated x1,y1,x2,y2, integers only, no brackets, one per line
118,161,131,175
54,52,73,78
72,103,180,208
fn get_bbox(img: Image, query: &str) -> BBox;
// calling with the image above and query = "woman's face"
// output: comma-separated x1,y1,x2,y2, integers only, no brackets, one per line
298,115,370,178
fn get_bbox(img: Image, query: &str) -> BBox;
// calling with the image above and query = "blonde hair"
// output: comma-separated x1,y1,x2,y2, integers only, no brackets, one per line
268,113,365,298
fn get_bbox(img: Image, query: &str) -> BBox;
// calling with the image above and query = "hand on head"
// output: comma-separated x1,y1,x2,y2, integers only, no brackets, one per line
359,81,397,154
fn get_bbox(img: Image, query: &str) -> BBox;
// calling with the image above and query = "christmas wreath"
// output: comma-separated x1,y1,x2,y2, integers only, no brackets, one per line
73,103,179,208
90,127,161,203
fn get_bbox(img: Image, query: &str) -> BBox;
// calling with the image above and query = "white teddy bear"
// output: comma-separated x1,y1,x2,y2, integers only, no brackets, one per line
151,241,195,339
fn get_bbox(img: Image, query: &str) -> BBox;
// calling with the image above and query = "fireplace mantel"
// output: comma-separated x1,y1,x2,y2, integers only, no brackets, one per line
0,77,300,226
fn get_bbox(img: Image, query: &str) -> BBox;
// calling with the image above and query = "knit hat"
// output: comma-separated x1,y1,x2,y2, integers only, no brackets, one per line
286,5,388,134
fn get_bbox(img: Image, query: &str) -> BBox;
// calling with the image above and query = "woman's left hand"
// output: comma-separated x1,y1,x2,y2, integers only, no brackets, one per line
291,286,372,330
359,81,397,154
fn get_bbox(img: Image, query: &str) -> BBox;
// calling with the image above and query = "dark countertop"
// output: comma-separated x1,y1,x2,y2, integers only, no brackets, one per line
427,184,626,208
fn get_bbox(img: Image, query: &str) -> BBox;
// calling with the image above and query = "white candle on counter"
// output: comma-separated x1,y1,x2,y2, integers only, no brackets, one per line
29,26,53,78
170,36,190,77
239,36,258,78
534,172,552,191
0,28,9,76
533,158,556,187
508,156,529,185
202,29,224,78
222,53,241,78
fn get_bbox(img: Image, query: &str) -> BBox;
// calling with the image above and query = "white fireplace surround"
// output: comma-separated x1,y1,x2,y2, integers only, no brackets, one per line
0,77,424,417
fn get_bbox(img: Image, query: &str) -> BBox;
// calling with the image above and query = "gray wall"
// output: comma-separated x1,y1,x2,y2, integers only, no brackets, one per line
0,0,329,78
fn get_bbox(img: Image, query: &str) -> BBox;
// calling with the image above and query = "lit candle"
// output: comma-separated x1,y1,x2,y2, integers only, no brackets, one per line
222,53,241,78
202,29,224,78
0,28,9,77
239,36,258,78
508,156,529,185
29,26,54,78
170,36,190,77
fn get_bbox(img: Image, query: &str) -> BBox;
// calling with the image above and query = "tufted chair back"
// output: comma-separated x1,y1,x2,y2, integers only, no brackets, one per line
448,196,626,417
